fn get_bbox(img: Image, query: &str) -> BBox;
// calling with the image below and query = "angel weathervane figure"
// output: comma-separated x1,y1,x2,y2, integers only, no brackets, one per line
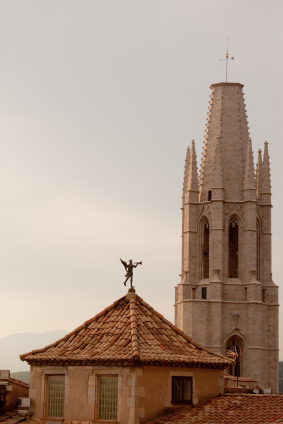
120,258,142,289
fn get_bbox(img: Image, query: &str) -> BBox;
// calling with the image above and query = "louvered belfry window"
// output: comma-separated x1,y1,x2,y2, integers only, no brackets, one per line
47,376,65,418
99,376,118,420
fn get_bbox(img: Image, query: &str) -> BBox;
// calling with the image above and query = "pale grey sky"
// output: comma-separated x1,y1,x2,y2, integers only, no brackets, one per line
1,1,283,359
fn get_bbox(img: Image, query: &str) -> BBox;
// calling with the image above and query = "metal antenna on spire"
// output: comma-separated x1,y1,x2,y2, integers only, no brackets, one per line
220,37,234,82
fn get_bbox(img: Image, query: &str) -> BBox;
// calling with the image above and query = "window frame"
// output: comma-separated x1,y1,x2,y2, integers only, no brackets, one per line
208,190,212,201
202,220,210,279
171,376,193,405
45,374,65,419
97,374,118,422
201,287,207,300
228,216,239,278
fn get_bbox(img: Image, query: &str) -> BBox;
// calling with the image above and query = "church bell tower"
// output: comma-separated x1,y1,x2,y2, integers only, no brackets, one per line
175,82,279,393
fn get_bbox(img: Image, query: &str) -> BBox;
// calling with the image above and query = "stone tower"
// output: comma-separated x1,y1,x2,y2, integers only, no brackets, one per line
175,82,279,393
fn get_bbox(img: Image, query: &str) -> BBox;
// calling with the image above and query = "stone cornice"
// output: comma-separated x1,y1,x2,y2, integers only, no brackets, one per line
210,82,244,88
175,300,279,306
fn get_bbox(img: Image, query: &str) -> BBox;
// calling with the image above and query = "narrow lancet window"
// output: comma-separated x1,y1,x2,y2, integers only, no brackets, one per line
203,219,209,279
229,216,238,278
227,339,242,377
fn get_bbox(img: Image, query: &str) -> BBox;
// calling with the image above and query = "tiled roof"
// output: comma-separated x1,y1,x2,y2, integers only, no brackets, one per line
20,291,233,368
0,377,29,389
224,373,257,382
149,394,283,424
6,378,29,389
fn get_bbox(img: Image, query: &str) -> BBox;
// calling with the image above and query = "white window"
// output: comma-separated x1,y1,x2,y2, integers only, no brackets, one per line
47,376,65,418
98,376,118,421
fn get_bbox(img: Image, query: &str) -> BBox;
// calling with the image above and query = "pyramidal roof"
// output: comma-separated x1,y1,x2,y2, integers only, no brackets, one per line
20,290,232,369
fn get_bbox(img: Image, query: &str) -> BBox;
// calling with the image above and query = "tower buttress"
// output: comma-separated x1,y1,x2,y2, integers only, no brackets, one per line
243,139,256,196
209,139,225,349
261,141,272,198
182,146,191,198
256,149,263,200
186,140,199,198
210,137,224,277
176,140,199,331
242,139,257,282
260,141,272,284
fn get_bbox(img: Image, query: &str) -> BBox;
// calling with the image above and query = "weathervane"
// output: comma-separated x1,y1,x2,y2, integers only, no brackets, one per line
120,259,142,289
220,37,234,83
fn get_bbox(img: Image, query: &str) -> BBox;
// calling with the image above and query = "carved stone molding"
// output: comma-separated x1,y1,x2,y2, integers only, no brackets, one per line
257,204,262,218
224,203,244,216
235,204,244,216
231,326,241,332
224,203,234,215
204,204,211,215
197,204,204,217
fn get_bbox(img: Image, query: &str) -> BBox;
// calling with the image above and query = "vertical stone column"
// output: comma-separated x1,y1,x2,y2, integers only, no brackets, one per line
260,142,272,284
176,141,199,329
243,139,257,283
208,269,223,352
210,137,224,281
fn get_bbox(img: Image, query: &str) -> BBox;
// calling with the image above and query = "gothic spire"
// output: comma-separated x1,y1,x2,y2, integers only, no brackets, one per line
256,149,263,199
187,140,199,192
182,146,190,198
243,139,256,191
212,137,223,188
199,83,249,202
261,141,271,194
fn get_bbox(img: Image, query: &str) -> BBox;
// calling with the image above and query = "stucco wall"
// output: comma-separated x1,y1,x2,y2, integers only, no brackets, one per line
1,380,29,413
138,366,224,424
30,365,134,422
29,365,224,423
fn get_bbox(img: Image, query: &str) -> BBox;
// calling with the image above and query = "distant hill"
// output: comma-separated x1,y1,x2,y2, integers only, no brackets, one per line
10,371,30,384
0,330,68,372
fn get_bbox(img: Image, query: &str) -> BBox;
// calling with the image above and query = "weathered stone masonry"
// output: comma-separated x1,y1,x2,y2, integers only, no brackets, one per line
175,82,279,393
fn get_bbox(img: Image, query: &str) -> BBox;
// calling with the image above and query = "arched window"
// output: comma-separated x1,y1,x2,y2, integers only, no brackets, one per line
229,216,238,278
227,338,243,377
202,219,209,279
256,219,261,281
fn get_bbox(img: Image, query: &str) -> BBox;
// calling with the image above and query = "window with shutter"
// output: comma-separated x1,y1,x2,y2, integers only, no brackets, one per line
47,376,65,418
98,376,118,420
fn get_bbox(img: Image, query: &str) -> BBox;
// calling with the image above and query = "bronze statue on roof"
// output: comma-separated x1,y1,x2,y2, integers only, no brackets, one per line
120,258,142,289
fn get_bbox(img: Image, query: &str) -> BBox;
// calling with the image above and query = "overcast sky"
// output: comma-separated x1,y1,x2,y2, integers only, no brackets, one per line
1,1,282,360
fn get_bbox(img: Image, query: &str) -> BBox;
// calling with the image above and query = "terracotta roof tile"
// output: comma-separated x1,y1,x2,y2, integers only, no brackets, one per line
148,394,283,424
4,378,29,389
20,292,233,368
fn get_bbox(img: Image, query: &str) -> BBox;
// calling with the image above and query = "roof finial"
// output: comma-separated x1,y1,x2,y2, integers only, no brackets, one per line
120,259,142,290
219,37,234,82
256,149,263,199
182,146,191,198
187,140,199,192
261,141,271,194
243,139,256,191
